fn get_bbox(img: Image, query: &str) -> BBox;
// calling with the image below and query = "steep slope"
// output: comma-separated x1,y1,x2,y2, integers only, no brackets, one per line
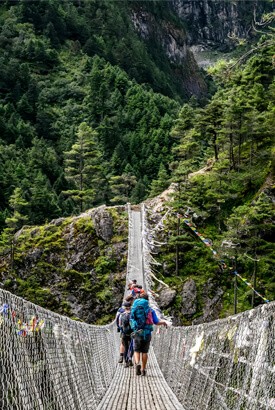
143,37,275,324
0,206,128,324
171,0,273,50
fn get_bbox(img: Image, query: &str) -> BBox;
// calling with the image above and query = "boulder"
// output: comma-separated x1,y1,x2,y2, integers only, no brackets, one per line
158,288,176,308
92,207,113,242
181,279,197,317
193,278,223,324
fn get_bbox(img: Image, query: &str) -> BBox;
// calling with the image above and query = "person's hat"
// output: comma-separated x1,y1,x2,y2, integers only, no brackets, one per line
123,301,131,308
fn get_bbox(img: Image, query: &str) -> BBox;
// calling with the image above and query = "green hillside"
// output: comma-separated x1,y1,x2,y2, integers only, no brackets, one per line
147,37,275,320
0,0,191,229
0,0,274,323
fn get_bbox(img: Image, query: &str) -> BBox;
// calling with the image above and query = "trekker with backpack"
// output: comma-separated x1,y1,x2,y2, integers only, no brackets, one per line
130,292,167,376
119,301,133,367
116,295,134,363
131,284,145,298
127,279,137,290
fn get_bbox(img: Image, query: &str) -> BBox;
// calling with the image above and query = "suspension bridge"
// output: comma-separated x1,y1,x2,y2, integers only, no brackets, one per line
0,206,274,409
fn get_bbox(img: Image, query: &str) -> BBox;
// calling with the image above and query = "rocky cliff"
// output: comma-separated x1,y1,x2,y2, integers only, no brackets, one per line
173,1,274,50
131,1,273,72
0,199,224,326
130,3,207,97
0,206,128,324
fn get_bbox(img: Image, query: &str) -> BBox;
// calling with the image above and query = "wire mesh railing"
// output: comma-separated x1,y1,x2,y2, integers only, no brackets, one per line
0,205,274,410
140,205,275,410
0,289,119,410
152,301,275,409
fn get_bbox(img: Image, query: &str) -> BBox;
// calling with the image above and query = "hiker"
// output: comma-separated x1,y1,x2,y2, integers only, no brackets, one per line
131,284,144,298
116,304,125,363
130,284,138,294
119,301,133,367
116,295,134,363
127,279,137,290
137,285,145,295
125,294,134,305
130,292,167,376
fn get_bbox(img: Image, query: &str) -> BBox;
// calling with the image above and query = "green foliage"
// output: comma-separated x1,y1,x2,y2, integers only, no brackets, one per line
5,187,28,231
94,256,116,275
0,1,181,226
74,217,95,234
63,122,106,211
15,277,59,310
109,173,137,204
149,163,170,197
95,313,115,325
152,39,275,321
0,0,273,324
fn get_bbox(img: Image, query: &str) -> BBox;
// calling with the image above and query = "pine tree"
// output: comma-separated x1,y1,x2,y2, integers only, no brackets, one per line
149,163,170,197
6,187,29,231
225,191,274,306
3,187,29,270
172,128,201,184
130,179,146,204
109,173,137,204
63,122,105,212
30,172,60,224
197,94,224,161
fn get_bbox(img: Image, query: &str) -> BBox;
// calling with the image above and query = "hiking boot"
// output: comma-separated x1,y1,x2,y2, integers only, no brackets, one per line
136,364,141,376
118,356,123,364
141,370,146,376
128,360,133,367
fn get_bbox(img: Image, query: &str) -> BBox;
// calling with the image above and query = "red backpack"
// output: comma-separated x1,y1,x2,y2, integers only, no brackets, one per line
146,309,154,325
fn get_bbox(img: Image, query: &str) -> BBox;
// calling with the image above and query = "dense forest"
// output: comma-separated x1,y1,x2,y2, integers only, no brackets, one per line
0,0,274,322
0,0,192,231
148,36,275,319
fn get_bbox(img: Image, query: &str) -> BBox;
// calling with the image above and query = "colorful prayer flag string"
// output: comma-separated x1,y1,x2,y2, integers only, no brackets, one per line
176,212,270,304
232,271,270,303
178,213,218,256
0,304,46,335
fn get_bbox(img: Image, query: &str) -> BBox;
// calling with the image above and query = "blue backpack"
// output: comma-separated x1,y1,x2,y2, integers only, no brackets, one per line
130,299,153,335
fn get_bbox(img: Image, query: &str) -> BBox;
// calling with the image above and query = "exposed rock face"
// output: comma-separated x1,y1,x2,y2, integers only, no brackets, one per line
131,1,273,74
194,278,223,324
0,206,128,324
158,288,176,308
91,206,114,243
181,279,197,317
132,11,188,63
171,1,272,50
131,7,207,97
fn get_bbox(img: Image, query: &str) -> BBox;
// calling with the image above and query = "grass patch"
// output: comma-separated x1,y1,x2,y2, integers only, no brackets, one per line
74,217,95,234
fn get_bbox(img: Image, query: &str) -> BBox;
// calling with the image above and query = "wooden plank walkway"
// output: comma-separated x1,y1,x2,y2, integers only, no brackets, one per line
97,349,185,410
96,208,184,409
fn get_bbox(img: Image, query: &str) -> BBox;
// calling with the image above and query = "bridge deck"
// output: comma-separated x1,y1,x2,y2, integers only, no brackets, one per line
97,349,184,410
1,207,274,409
97,209,184,410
